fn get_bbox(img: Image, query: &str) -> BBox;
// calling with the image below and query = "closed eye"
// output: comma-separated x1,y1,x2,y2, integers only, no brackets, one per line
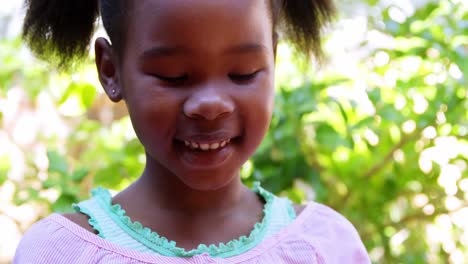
151,74,188,84
228,71,261,83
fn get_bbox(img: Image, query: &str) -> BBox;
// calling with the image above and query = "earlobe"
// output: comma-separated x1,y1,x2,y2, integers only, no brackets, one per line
95,37,123,102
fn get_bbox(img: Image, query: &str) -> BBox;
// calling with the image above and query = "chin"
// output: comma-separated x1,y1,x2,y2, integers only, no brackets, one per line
175,169,239,191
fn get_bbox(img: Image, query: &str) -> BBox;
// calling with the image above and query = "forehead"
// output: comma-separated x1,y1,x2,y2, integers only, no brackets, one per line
124,0,273,54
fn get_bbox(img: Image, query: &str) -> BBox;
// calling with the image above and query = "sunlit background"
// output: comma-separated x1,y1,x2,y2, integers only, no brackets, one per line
1,0,467,263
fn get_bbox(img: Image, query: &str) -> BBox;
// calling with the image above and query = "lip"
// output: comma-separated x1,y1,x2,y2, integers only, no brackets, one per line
183,138,230,151
173,132,240,169
175,133,236,144
174,139,235,169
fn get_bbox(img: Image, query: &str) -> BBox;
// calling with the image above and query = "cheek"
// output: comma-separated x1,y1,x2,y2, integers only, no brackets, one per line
238,77,275,140
252,76,275,119
125,89,181,142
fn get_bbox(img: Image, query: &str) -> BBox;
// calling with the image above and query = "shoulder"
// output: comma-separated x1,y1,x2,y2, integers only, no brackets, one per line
62,212,98,234
13,214,95,263
16,214,65,244
291,201,371,263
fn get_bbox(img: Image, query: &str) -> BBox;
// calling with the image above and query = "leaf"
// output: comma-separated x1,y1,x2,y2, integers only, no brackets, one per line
42,179,57,189
453,48,468,79
47,151,68,175
0,154,10,185
352,116,375,130
393,37,429,52
380,104,404,123
367,88,382,105
52,194,76,213
0,172,6,185
414,2,439,19
285,187,306,204
70,168,89,182
335,99,349,124
80,83,97,109
315,123,351,151
59,82,97,110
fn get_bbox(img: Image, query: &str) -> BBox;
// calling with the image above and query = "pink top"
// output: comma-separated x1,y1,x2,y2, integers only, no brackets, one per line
14,201,370,263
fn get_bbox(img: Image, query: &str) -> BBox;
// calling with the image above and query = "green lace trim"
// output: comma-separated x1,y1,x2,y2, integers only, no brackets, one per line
91,182,275,258
72,203,105,238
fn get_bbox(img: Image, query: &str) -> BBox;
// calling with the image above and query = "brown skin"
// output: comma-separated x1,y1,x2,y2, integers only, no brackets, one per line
64,0,305,249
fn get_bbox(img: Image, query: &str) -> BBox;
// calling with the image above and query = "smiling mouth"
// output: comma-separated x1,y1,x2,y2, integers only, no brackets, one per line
183,139,231,151
173,135,239,168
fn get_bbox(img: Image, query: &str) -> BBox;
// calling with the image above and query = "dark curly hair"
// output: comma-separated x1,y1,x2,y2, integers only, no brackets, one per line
22,0,335,69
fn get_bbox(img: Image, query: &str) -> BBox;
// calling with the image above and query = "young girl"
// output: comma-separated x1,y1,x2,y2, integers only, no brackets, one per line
15,0,370,263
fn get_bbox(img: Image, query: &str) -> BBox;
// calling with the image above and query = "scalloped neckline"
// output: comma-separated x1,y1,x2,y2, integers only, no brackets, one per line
91,182,276,258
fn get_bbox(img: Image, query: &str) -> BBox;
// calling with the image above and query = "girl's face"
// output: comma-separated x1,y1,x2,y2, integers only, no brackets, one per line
106,0,275,190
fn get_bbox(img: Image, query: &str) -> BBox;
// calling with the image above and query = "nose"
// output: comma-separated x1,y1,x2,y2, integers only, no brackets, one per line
183,86,234,120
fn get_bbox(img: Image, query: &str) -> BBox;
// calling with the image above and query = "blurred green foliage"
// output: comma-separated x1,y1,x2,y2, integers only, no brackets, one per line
1,0,467,263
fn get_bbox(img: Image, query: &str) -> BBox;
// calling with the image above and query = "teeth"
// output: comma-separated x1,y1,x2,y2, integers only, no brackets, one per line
210,143,219,150
183,139,230,151
200,143,209,150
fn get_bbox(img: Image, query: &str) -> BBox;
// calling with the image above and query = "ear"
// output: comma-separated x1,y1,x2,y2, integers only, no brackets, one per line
95,37,123,102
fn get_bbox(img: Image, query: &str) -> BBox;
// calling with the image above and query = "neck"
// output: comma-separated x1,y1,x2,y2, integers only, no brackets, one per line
118,153,247,214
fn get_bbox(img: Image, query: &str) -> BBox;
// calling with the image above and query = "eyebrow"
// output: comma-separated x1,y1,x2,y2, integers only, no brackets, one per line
140,43,267,59
140,46,188,59
224,43,268,54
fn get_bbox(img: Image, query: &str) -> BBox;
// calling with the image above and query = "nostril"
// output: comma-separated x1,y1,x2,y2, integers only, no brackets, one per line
183,95,234,120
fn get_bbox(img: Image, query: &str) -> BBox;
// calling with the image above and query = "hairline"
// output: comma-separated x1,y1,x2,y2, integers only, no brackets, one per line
105,0,280,61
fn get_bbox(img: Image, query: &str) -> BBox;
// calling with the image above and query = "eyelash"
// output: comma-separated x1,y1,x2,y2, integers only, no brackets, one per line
151,71,260,84
152,74,188,84
228,71,260,82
